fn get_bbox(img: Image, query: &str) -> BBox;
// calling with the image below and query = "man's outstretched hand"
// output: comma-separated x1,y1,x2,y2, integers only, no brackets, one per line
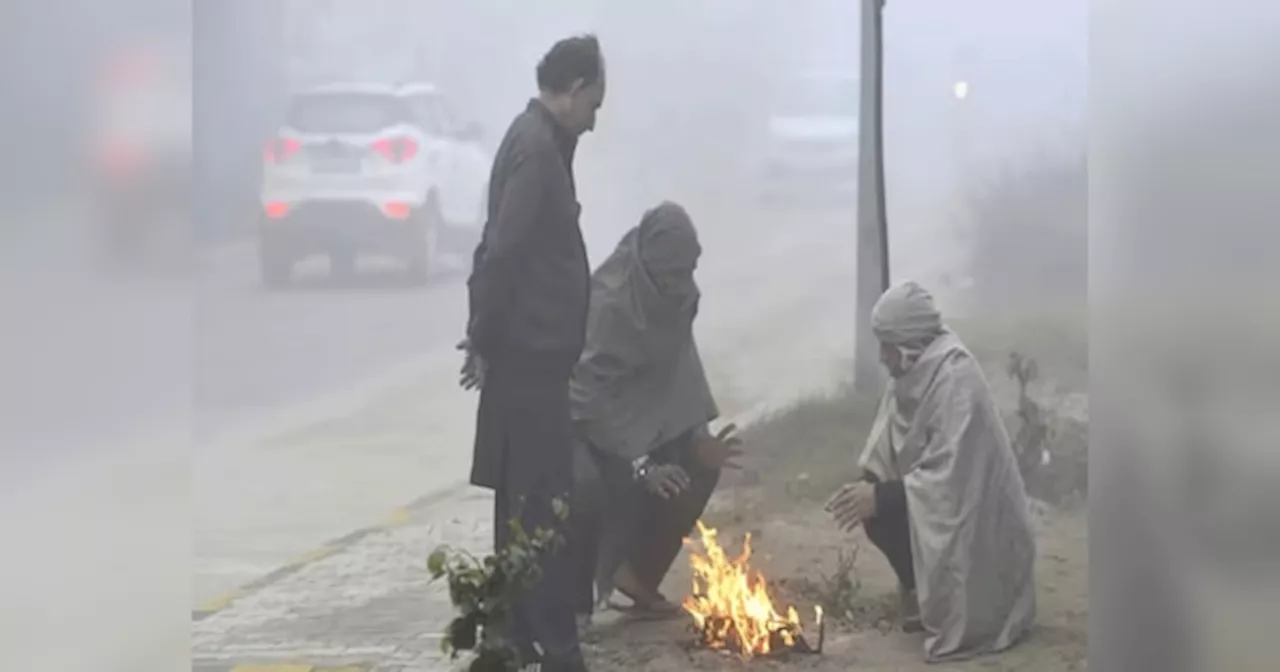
696,423,744,471
644,464,692,500
457,339,487,391
825,481,878,532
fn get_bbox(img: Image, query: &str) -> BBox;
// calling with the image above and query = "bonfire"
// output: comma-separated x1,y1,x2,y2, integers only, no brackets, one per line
682,521,823,659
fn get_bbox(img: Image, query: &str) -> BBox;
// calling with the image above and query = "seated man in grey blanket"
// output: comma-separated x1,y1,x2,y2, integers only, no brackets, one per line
569,201,742,619
825,281,1037,662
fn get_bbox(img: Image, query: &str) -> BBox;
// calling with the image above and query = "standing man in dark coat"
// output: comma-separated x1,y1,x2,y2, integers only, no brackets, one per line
458,34,605,672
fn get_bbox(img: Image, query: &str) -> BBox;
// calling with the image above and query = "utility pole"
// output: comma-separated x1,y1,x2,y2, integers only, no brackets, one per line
853,0,891,401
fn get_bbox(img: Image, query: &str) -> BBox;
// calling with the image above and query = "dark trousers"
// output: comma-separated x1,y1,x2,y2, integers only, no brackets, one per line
573,432,720,614
861,473,916,592
493,484,580,664
471,357,582,664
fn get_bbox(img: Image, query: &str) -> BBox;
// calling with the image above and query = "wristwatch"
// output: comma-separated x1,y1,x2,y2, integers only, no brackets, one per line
631,455,653,482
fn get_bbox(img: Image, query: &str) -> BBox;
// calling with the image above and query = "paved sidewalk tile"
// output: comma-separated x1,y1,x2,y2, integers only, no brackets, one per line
192,489,493,672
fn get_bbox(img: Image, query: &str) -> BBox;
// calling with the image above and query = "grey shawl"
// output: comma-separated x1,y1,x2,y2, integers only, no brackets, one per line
859,281,1037,662
569,202,718,460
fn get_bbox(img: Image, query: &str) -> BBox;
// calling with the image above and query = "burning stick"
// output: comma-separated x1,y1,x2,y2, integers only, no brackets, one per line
682,521,824,658
781,606,824,656
816,605,826,654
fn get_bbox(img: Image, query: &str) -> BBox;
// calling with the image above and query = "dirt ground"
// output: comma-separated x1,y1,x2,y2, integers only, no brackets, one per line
581,490,1087,671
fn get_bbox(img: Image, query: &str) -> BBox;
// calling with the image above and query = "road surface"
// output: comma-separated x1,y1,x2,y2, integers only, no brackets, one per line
193,243,473,441
192,167,682,443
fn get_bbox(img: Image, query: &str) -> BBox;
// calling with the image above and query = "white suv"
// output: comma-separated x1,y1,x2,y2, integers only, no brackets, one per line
258,82,491,285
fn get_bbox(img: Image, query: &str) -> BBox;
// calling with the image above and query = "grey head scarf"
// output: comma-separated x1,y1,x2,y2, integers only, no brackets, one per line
871,280,947,375
569,202,719,461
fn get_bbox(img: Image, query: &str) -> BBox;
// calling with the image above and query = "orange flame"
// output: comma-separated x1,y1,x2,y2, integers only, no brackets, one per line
682,520,811,659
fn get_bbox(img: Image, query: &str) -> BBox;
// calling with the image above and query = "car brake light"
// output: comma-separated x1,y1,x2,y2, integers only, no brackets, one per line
371,137,418,163
381,202,412,219
264,201,290,219
264,137,302,163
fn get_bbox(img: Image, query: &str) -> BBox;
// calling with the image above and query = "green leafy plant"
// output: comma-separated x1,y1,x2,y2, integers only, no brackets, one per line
428,497,570,672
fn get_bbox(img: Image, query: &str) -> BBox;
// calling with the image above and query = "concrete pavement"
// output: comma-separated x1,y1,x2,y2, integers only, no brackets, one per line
192,349,479,607
192,487,491,672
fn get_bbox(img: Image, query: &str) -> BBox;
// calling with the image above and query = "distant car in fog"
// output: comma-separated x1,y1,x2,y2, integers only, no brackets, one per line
91,40,191,269
756,70,860,204
257,81,491,286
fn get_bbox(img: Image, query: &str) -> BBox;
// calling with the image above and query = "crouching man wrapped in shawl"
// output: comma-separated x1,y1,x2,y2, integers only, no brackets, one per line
827,281,1036,662
569,202,742,621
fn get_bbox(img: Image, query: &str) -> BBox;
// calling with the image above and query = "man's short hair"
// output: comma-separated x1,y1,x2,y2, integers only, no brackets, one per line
536,34,603,94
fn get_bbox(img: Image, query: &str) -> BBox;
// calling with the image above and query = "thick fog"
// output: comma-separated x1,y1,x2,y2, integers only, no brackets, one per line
275,0,1088,252
7,0,1280,669
4,3,1091,665
0,0,1094,461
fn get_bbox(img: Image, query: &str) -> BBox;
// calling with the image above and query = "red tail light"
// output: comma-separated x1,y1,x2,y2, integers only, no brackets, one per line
264,201,290,219
264,137,302,164
381,201,412,219
371,136,419,163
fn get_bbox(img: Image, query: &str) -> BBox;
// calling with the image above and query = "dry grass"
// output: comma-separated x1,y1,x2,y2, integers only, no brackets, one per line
731,381,878,510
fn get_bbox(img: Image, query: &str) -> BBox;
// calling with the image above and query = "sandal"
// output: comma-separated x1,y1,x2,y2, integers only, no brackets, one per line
606,563,683,618
607,586,683,619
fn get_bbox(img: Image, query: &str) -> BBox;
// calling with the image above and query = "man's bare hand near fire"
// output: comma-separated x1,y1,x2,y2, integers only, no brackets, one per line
825,481,878,532
695,423,744,470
